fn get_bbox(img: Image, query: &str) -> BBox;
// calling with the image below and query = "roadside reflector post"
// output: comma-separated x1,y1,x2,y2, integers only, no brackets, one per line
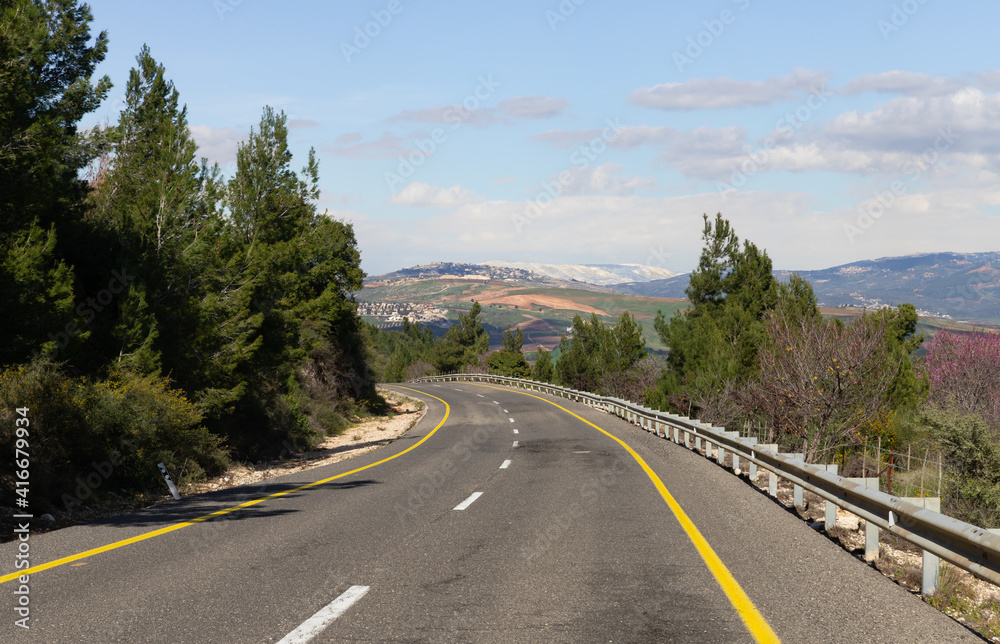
158,462,181,500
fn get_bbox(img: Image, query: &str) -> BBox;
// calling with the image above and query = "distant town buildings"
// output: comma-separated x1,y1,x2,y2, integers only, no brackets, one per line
357,301,449,324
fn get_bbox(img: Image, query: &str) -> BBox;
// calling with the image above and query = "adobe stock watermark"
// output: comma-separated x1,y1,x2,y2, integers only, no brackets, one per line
184,436,314,556
47,267,135,358
511,117,626,234
341,0,409,63
60,457,119,515
716,85,832,199
521,456,628,563
394,418,504,522
384,74,501,193
645,245,672,270
673,0,752,72
843,126,959,244
878,0,930,41
545,0,588,31
212,0,247,21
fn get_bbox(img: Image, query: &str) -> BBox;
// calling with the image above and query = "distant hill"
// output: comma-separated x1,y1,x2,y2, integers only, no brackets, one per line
481,261,678,285
614,252,1000,324
364,261,614,293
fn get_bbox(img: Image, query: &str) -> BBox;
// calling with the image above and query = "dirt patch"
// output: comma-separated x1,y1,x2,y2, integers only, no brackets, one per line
440,282,511,301
477,294,608,315
182,388,426,493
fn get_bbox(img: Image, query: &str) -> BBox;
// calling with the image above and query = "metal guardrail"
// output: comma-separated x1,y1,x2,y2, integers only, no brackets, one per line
412,373,1000,595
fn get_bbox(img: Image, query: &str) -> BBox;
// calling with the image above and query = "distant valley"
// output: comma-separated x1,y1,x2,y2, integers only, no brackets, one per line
358,253,1000,354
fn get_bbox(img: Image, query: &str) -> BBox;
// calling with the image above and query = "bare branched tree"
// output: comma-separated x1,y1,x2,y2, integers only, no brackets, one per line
742,312,901,462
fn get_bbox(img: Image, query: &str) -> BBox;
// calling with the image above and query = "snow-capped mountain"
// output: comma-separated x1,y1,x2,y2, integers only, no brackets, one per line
482,261,678,286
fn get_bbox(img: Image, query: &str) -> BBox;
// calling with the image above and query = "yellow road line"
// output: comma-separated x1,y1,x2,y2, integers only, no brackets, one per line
470,383,781,644
0,387,449,585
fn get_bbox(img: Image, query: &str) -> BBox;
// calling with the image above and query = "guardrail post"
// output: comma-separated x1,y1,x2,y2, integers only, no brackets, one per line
706,427,724,464
821,464,838,530
721,431,739,470
900,497,942,595
781,453,805,508
847,477,881,560
740,437,757,477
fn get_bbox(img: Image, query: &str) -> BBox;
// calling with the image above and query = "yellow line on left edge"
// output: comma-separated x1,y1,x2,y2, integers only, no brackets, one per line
469,383,781,644
0,386,448,585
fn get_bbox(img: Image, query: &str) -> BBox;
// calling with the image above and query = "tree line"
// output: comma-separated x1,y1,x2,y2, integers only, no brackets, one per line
1,1,376,510
369,213,1000,525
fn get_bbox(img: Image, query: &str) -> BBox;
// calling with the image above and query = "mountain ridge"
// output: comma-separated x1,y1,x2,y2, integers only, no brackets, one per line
613,251,1000,323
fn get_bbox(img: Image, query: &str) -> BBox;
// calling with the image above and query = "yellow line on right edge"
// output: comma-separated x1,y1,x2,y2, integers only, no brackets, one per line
471,383,781,644
0,386,449,585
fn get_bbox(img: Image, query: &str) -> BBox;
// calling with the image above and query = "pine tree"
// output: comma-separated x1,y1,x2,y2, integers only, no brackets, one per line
487,326,530,377
87,45,211,375
648,213,782,418
0,0,111,365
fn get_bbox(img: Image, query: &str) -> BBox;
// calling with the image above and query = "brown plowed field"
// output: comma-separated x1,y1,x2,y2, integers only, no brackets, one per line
476,294,608,315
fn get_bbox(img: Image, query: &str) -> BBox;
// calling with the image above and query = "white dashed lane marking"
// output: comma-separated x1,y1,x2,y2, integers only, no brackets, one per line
512,441,519,448
454,492,483,511
277,585,370,644
500,460,512,469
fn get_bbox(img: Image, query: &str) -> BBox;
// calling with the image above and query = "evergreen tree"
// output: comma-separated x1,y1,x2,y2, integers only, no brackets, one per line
432,302,489,372
0,0,111,364
86,45,210,375
648,213,782,418
487,326,530,377
531,347,554,383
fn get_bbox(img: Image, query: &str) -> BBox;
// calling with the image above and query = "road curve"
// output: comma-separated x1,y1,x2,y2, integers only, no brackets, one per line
0,383,981,642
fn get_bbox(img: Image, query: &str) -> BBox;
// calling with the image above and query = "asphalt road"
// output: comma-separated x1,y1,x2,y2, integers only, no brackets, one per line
0,383,985,642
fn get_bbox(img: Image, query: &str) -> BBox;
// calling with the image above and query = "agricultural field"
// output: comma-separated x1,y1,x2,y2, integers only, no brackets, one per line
359,279,996,356
359,278,687,353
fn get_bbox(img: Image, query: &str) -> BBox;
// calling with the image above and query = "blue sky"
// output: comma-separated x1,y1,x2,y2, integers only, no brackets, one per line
81,0,1000,276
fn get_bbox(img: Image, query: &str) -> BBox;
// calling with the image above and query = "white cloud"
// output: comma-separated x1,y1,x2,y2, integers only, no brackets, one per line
823,88,1000,154
388,182,485,208
322,131,412,159
190,125,244,166
496,96,568,119
388,95,567,127
549,162,658,196
839,71,968,97
398,191,816,271
628,68,830,110
289,118,321,128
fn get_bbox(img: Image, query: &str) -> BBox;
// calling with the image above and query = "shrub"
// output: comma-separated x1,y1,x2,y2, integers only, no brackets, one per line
0,358,229,510
921,405,1000,527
